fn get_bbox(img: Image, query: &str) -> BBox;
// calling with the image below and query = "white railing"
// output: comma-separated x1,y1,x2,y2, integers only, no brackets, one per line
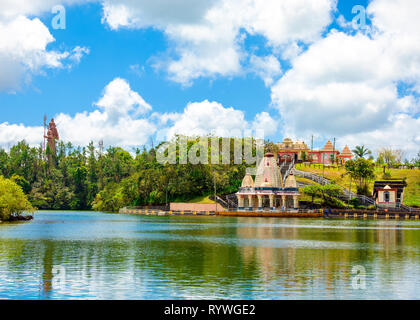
293,168,376,206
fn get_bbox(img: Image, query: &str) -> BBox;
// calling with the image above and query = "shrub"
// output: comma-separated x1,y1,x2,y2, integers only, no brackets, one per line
0,176,35,221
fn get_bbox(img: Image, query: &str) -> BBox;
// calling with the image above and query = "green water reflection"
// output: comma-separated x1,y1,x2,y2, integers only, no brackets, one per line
0,211,419,299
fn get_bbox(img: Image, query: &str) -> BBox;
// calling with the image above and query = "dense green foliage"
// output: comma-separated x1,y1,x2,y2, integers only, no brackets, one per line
0,176,34,221
302,184,344,207
0,138,253,212
344,158,376,195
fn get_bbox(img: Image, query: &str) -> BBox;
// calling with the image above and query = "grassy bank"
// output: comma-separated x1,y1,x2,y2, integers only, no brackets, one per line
295,164,420,207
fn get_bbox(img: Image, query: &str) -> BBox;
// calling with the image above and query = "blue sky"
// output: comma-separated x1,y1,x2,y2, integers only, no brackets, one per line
0,0,419,156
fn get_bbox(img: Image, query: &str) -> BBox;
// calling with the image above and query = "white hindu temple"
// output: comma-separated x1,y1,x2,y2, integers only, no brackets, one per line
236,153,300,211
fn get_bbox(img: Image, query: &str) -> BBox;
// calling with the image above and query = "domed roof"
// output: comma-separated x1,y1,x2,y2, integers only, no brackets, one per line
241,173,254,187
284,173,297,189
254,154,282,188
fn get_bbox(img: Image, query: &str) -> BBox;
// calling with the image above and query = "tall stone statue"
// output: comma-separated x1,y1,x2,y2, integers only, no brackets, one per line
44,118,59,154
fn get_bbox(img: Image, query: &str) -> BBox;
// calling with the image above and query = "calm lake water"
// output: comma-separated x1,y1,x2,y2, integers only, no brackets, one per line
0,211,420,299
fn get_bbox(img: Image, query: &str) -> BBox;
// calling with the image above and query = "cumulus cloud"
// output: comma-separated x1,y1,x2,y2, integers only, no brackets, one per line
95,78,151,118
161,100,277,139
340,114,420,158
270,0,420,157
0,122,44,148
56,78,155,147
249,55,282,86
0,1,89,92
0,0,90,22
0,79,277,149
101,0,336,85
0,78,155,148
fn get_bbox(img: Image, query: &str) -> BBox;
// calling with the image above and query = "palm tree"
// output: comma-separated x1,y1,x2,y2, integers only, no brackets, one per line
352,145,372,159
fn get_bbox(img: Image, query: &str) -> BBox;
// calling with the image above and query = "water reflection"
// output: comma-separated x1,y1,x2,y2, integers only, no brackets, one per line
0,212,419,299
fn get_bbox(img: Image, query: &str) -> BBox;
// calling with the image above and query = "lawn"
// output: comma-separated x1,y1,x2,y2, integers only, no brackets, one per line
295,164,420,207
185,195,215,203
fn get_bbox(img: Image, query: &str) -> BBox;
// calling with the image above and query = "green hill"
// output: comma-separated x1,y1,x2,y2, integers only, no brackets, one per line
295,164,420,207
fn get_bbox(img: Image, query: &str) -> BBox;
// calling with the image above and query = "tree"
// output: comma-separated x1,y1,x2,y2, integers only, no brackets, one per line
302,185,322,204
1,136,254,212
352,145,372,159
344,158,375,195
377,147,404,165
0,176,35,221
412,150,420,167
321,184,343,200
303,184,343,207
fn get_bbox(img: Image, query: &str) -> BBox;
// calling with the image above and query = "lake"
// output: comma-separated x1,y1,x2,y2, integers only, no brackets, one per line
0,211,420,299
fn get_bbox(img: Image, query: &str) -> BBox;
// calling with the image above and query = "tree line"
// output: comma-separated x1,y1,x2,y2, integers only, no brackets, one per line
1,139,419,214
0,137,254,212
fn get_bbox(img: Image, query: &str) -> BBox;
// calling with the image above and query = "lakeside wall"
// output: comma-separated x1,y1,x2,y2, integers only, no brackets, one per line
169,203,224,212
119,207,420,220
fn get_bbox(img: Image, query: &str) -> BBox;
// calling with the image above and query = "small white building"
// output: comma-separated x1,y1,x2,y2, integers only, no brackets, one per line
373,180,406,209
236,153,300,211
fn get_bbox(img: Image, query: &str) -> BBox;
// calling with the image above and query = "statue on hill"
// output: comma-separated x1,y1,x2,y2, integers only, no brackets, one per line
44,117,59,154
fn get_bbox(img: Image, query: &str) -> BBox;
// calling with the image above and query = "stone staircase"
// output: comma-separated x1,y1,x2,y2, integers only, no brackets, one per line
279,159,295,185
293,168,376,206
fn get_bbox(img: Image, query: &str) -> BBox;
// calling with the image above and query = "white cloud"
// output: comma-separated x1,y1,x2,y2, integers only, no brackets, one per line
164,100,247,138
341,114,420,158
0,2,89,92
0,16,65,92
162,100,277,139
270,0,420,157
0,0,85,22
101,0,336,85
0,79,278,149
95,78,152,119
69,46,90,64
57,78,155,146
240,0,335,47
252,112,278,136
0,78,156,148
249,55,282,86
0,122,44,148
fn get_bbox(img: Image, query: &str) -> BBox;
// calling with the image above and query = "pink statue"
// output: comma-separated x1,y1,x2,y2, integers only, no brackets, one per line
44,118,59,153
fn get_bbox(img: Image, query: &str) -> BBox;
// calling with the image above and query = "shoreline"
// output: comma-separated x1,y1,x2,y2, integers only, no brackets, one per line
0,215,34,223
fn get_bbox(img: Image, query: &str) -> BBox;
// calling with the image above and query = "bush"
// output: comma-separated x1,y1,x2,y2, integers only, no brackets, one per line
382,171,392,179
350,197,360,207
0,176,35,221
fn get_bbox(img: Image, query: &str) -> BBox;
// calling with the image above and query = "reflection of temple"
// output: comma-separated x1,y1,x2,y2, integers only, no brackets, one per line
277,138,353,164
236,153,300,211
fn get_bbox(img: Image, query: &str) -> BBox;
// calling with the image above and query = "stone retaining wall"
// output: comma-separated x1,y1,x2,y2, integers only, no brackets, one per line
169,203,224,212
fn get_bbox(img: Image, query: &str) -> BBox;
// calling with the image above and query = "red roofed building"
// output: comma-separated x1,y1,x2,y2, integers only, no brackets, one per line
277,138,354,165
308,140,340,165
338,145,353,163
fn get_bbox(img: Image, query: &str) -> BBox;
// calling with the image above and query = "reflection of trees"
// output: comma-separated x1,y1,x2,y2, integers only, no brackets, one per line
41,241,54,297
1,217,420,299
234,218,420,297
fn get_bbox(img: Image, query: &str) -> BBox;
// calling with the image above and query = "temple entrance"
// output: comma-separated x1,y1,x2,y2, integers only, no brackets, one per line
281,154,292,162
